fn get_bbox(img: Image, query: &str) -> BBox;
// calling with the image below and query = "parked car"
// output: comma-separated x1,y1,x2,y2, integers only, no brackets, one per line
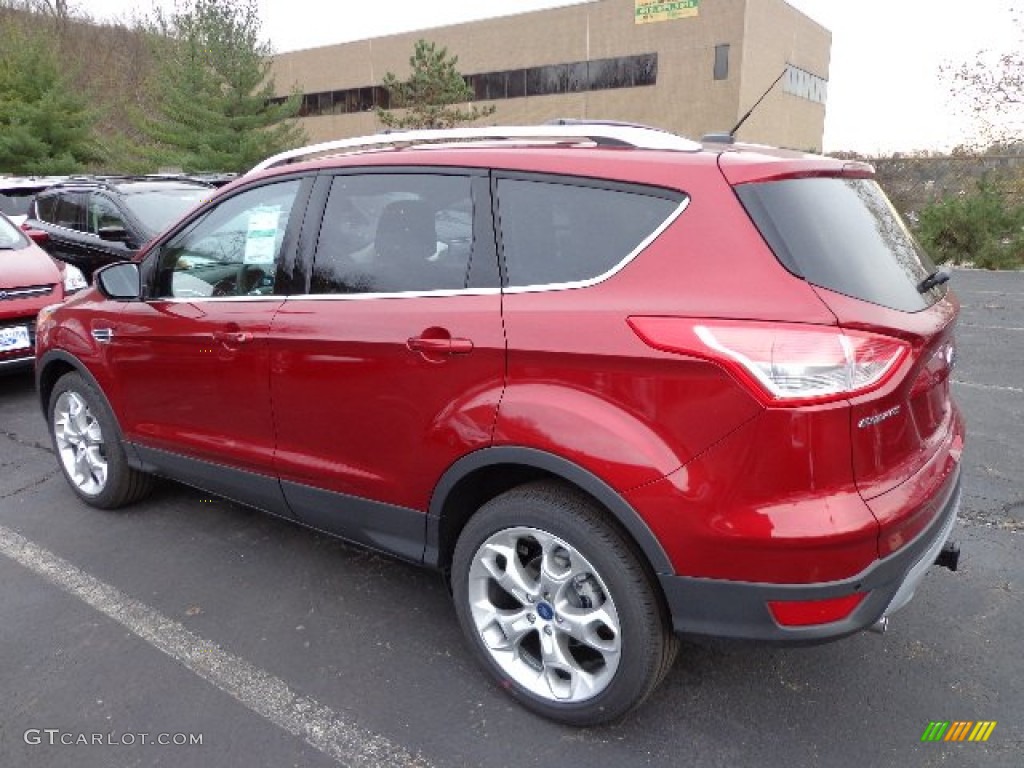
23,177,212,279
35,123,964,725
0,211,83,372
0,175,68,226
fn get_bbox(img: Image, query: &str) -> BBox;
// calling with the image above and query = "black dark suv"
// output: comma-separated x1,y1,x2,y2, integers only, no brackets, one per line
24,177,211,278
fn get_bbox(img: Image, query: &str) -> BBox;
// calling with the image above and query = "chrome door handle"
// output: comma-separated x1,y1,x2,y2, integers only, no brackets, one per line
212,330,253,344
407,336,474,355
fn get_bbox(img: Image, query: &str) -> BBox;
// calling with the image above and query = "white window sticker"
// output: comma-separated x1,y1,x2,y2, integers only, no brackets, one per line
244,208,281,265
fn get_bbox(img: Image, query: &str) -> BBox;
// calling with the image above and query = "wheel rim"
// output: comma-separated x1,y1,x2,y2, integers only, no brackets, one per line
53,391,108,495
467,526,622,704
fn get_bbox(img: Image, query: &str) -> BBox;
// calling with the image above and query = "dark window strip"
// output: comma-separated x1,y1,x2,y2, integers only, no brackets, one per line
277,53,658,118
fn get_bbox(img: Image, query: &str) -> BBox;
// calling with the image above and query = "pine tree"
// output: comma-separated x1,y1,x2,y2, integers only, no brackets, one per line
378,40,496,130
0,18,96,173
138,0,304,172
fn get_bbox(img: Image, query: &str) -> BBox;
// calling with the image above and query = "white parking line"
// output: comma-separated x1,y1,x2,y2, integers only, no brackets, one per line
959,324,1024,332
953,380,1024,394
0,524,432,768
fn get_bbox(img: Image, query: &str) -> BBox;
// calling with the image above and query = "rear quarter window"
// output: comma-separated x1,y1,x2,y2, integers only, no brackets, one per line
496,177,683,287
736,177,941,312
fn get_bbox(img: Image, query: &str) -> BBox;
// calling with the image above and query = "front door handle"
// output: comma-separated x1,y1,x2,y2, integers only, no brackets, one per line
212,330,253,345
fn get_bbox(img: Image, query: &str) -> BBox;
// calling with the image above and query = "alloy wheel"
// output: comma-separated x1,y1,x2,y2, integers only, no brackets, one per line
53,391,108,495
466,526,622,703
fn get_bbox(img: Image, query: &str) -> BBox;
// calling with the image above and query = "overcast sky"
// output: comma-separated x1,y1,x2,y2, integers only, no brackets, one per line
77,0,1019,155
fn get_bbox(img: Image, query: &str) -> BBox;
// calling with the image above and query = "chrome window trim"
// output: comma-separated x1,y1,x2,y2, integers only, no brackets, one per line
154,196,687,304
285,287,503,302
502,195,688,294
152,295,285,304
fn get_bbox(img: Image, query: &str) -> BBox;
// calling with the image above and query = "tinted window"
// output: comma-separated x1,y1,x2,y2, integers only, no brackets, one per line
311,174,475,295
633,53,658,86
736,178,940,312
497,179,681,287
155,180,300,299
119,184,210,235
87,194,127,235
34,195,58,223
714,44,730,80
506,70,526,98
54,193,86,230
527,64,567,96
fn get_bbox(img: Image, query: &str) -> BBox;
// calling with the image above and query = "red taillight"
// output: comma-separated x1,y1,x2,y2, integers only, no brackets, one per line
767,593,866,626
628,317,910,406
20,223,49,245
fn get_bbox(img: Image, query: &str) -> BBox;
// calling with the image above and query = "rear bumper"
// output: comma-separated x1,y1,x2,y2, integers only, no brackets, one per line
659,466,961,641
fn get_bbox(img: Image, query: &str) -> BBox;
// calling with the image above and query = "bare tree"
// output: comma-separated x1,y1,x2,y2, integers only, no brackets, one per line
946,6,1024,149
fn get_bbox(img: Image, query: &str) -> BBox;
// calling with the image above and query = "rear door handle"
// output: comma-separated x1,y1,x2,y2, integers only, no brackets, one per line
212,330,253,345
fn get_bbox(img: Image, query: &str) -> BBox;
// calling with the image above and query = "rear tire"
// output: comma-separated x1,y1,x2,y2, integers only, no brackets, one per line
49,372,153,509
452,481,677,725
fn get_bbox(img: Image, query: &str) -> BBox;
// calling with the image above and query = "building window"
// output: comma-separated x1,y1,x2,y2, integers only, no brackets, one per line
714,44,729,81
783,64,828,104
283,53,659,118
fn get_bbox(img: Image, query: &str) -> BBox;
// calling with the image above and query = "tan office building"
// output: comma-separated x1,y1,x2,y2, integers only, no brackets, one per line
270,0,830,151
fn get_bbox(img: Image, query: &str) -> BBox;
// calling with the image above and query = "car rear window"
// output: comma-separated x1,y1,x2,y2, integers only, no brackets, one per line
736,177,941,312
121,186,210,235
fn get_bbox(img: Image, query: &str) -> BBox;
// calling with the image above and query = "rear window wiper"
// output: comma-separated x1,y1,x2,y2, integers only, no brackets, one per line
917,268,951,293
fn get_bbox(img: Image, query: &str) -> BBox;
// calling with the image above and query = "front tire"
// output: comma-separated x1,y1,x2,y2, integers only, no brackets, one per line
452,481,677,725
49,372,153,509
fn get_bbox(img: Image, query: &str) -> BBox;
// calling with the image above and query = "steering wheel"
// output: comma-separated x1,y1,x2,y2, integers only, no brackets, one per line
211,266,267,297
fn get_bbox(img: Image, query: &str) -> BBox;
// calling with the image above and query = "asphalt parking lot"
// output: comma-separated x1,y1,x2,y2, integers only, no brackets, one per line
1,268,1021,768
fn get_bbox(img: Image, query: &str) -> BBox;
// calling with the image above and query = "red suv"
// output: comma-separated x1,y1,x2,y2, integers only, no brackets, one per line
35,124,964,725
2,211,80,372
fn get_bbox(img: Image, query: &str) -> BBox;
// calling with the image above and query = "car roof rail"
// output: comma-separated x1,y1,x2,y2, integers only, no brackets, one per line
249,122,703,174
47,175,213,190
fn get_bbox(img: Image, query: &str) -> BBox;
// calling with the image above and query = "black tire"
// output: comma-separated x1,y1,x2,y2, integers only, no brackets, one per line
48,372,153,509
452,480,678,725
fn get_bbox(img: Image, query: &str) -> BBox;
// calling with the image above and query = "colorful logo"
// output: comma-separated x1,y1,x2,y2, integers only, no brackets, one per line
921,721,997,742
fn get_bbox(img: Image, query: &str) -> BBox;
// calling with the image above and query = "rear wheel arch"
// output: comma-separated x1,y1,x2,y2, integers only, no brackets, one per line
427,447,674,577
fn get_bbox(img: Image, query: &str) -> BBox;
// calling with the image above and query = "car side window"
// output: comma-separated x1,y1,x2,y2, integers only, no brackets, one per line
496,178,682,287
52,193,87,231
34,195,58,223
153,180,301,299
87,194,127,236
310,174,474,294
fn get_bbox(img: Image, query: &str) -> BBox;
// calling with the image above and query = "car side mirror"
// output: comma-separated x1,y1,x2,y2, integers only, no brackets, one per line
98,225,131,243
96,262,141,301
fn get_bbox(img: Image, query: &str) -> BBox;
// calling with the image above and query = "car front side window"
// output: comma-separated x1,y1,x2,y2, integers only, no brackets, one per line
153,180,301,299
87,194,127,236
